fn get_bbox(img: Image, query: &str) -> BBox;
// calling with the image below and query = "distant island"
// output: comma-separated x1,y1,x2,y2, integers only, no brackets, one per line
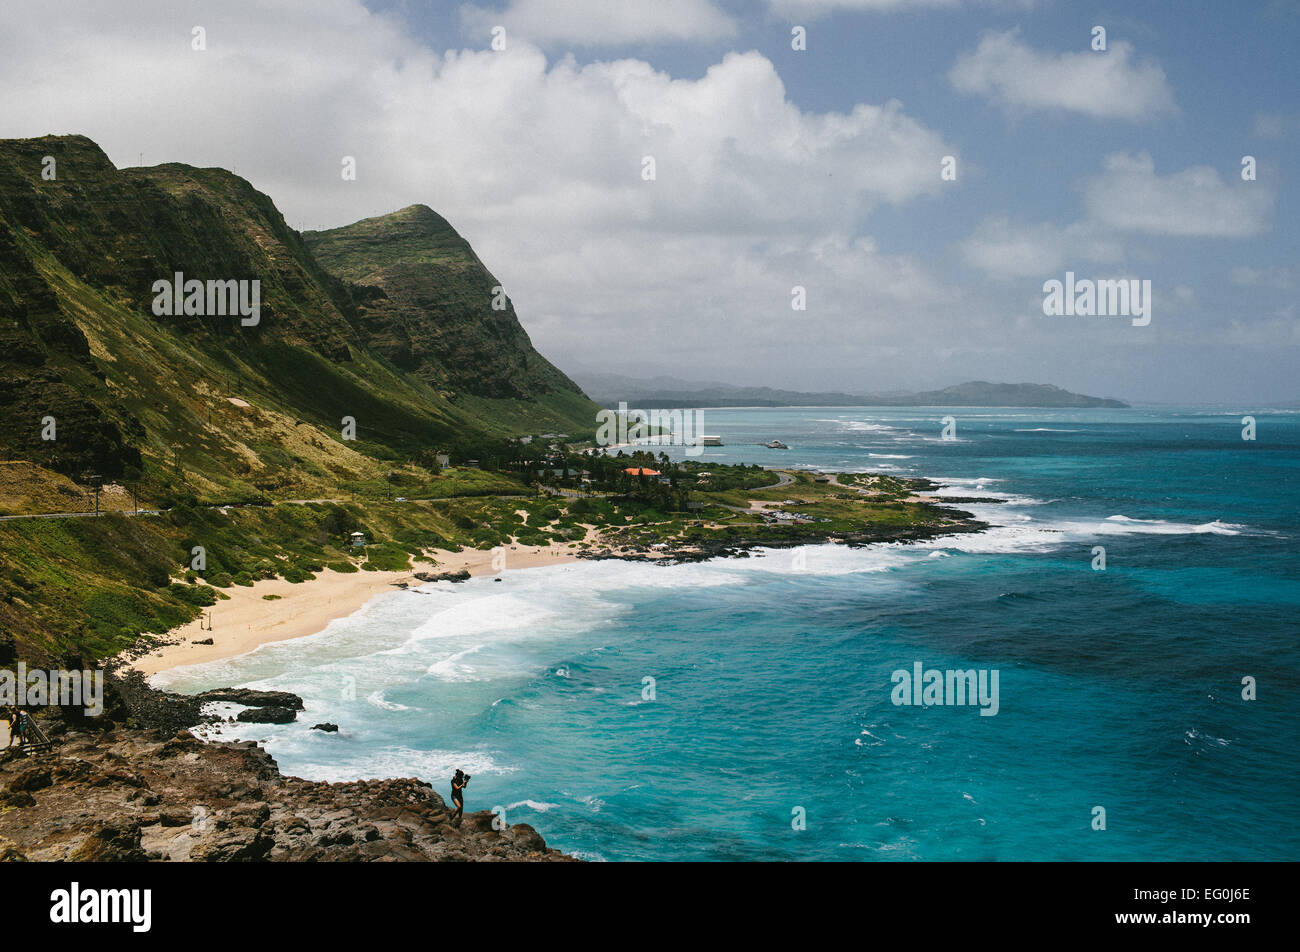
574,374,1129,409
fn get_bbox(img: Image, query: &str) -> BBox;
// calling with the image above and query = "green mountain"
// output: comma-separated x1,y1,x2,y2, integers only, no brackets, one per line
0,134,599,502
304,205,592,419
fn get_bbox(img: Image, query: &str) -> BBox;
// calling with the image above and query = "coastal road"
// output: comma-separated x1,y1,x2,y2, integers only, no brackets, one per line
0,493,536,521
756,470,795,490
0,509,162,521
709,470,798,515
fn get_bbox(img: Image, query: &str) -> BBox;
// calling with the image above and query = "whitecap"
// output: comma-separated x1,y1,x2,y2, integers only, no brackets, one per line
366,691,414,711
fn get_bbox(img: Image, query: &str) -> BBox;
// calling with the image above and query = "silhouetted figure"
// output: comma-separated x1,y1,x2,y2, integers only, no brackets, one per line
450,769,469,825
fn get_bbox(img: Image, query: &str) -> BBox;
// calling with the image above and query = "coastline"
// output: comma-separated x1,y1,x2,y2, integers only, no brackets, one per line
121,543,584,678
118,475,989,680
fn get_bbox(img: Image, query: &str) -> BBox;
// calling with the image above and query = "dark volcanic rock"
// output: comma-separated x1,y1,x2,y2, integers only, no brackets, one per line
312,723,339,733
236,706,297,724
8,765,52,793
0,725,575,862
191,827,274,862
68,819,147,862
103,669,204,735
414,569,470,584
198,689,305,711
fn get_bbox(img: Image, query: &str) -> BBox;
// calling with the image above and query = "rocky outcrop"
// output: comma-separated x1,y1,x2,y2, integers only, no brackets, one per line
414,569,471,584
198,688,304,711
0,729,573,862
235,706,297,724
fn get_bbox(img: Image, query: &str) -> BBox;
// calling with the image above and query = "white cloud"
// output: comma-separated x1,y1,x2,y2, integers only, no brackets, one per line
0,0,976,391
959,217,1121,280
769,0,963,15
961,150,1275,281
1084,152,1272,238
949,29,1176,120
459,0,737,46
769,0,1035,15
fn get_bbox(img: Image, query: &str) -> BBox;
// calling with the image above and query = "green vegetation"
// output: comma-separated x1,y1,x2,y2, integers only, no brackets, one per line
0,464,975,661
0,135,600,511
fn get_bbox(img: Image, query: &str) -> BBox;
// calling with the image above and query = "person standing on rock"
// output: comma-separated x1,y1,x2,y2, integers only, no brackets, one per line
10,708,27,747
2,707,15,747
450,769,468,825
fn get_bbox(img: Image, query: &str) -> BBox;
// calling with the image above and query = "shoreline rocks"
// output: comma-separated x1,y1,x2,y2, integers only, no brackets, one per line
0,727,573,862
236,706,297,725
197,688,304,711
413,569,471,583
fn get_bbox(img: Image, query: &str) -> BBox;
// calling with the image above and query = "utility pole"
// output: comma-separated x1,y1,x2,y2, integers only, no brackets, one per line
82,471,102,515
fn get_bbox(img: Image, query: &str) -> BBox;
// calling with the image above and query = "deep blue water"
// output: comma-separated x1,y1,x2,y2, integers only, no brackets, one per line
156,407,1300,861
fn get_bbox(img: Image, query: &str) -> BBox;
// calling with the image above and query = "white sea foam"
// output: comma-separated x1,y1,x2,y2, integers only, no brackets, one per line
407,592,562,644
932,487,1050,507
284,747,514,785
933,476,1003,485
366,691,414,711
426,644,491,681
735,544,923,576
1092,515,1245,535
825,420,903,434
507,799,560,812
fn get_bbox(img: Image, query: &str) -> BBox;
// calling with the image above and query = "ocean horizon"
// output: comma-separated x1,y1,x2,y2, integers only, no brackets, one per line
153,405,1300,861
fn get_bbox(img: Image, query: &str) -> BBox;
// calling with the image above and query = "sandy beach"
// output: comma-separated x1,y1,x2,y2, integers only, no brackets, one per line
122,543,583,678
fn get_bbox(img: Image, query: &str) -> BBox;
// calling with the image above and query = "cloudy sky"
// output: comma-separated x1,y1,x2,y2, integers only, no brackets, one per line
2,0,1297,403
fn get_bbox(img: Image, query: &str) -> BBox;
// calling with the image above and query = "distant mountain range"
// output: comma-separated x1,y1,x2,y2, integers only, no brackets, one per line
574,373,1129,409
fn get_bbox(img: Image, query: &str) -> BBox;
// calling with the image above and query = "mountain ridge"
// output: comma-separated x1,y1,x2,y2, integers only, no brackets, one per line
0,134,600,503
574,372,1129,409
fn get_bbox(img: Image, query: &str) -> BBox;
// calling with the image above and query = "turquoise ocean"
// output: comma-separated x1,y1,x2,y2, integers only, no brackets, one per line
154,407,1300,861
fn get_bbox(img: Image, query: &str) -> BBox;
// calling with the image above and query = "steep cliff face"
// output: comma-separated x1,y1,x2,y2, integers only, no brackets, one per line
305,204,586,402
0,136,357,360
0,135,598,495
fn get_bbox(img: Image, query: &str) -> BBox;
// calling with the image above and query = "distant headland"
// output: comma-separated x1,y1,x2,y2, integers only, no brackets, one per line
576,374,1129,410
